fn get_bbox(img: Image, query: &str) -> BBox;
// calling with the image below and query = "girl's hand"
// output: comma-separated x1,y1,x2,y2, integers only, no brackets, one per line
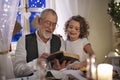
68,63,81,70
67,61,87,70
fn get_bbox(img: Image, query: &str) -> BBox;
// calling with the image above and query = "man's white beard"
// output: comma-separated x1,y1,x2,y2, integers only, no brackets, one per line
42,31,52,39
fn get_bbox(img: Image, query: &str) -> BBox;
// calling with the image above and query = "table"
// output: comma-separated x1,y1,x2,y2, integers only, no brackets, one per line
7,68,120,80
110,56,120,67
8,69,87,80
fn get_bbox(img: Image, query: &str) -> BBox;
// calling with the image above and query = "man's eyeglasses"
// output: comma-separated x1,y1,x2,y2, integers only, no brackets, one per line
43,20,57,27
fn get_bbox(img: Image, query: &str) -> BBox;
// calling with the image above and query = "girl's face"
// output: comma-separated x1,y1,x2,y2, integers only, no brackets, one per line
66,20,80,41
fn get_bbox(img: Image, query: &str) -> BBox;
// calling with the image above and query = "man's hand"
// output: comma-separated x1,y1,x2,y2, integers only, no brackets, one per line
53,59,71,70
37,53,50,65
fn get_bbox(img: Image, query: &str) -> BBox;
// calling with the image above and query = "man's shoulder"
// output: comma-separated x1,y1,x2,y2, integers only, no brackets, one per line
52,34,60,38
26,33,36,37
52,34,64,41
25,33,37,43
52,34,64,43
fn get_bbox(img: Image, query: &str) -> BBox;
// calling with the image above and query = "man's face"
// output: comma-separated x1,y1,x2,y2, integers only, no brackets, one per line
38,12,57,39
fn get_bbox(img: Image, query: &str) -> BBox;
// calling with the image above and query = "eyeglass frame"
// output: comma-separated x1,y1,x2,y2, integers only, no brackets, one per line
41,19,58,27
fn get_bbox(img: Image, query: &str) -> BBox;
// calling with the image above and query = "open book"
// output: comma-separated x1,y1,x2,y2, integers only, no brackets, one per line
47,51,80,64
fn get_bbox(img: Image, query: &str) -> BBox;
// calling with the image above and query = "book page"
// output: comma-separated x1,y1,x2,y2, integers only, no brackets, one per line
60,68,87,80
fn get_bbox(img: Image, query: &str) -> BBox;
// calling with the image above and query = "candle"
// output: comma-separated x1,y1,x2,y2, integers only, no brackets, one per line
91,65,97,79
87,54,97,80
97,64,113,80
91,55,97,79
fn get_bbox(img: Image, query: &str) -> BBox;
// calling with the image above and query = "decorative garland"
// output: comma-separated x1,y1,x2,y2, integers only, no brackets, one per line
108,0,120,29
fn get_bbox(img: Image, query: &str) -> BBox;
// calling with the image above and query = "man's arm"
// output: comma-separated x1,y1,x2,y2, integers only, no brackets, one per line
13,36,35,77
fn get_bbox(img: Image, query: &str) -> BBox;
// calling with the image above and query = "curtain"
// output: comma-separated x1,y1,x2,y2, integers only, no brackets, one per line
78,0,91,18
0,0,19,79
46,0,79,40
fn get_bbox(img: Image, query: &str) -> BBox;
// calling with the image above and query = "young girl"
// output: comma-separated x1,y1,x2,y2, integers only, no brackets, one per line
65,15,95,70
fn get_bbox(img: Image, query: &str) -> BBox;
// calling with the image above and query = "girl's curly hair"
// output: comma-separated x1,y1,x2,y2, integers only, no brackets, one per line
65,15,89,39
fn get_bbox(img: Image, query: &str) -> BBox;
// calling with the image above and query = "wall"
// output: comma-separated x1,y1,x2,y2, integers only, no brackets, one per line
78,0,113,64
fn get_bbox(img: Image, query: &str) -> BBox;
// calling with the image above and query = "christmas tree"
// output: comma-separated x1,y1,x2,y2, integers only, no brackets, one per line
108,0,120,29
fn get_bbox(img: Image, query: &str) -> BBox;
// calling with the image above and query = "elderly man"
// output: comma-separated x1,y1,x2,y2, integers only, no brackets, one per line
14,8,69,77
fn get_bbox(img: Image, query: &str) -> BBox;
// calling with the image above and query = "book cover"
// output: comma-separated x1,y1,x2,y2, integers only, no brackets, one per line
47,51,80,64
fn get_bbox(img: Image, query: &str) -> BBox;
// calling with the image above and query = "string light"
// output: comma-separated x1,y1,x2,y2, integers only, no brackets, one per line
29,0,45,8
108,0,120,29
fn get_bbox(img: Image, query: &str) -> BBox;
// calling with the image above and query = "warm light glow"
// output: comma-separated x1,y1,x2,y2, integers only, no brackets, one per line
97,64,113,80
108,51,119,57
91,65,96,79
87,55,96,79
115,48,119,52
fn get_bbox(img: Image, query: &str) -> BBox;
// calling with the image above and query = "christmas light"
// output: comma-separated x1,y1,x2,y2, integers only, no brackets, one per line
108,0,120,29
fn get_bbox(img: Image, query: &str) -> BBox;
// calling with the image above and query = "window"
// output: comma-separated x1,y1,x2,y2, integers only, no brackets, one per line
11,0,46,51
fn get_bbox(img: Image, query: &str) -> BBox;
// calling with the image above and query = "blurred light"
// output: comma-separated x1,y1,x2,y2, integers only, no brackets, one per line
115,48,119,52
108,51,119,57
5,0,8,2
